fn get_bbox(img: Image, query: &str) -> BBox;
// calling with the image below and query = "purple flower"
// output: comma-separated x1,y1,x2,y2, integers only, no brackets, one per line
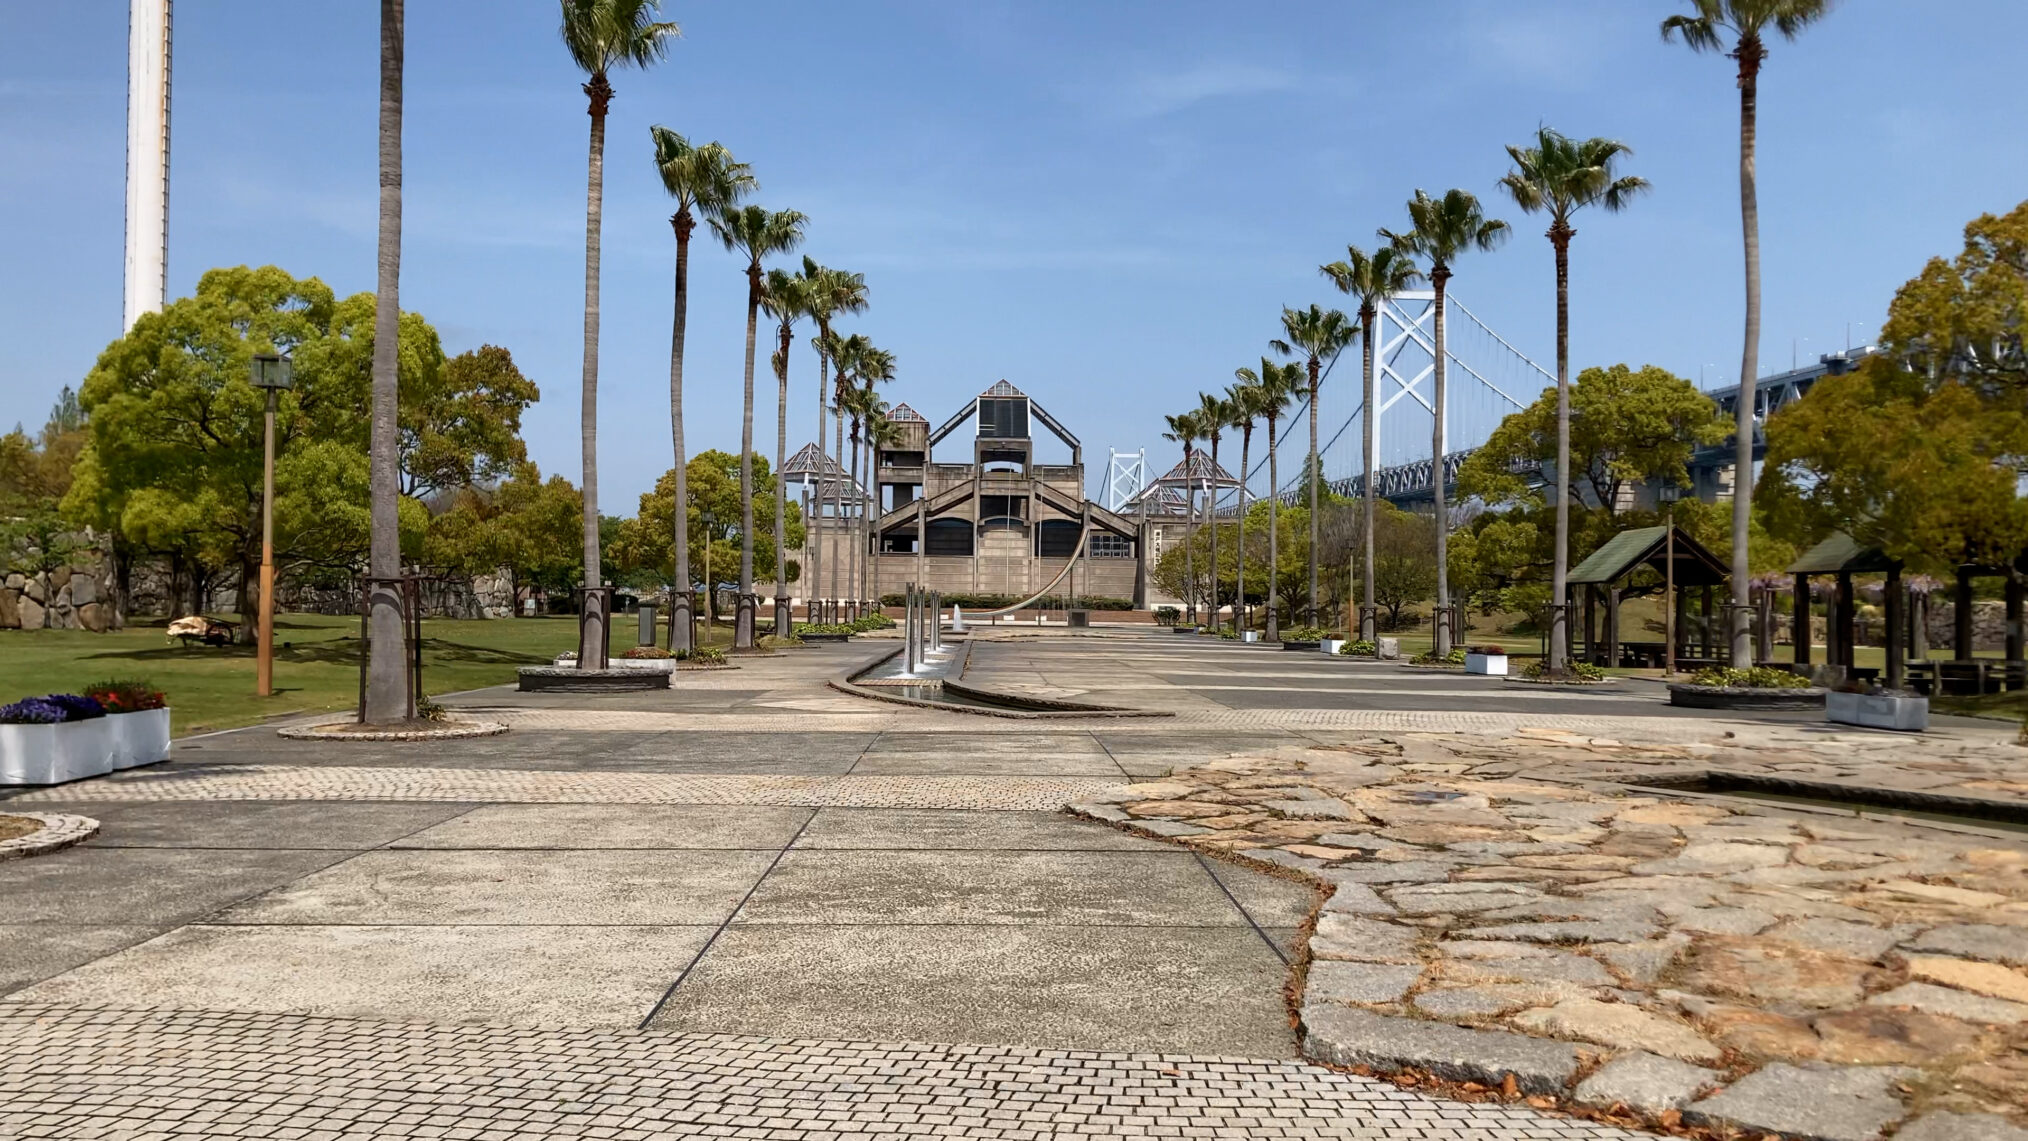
41,694,107,721
0,698,67,725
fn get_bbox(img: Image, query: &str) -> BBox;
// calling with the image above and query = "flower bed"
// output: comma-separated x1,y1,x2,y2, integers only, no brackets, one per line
1669,667,1824,710
1,681,171,786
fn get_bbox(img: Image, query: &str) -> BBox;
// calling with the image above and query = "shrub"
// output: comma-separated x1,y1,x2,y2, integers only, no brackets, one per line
678,646,727,665
620,646,672,660
1282,625,1331,642
795,622,857,636
1466,644,1506,656
415,696,448,722
1154,606,1181,626
850,613,895,632
1341,640,1377,656
1218,628,1240,641
83,679,167,712
1520,658,1606,682
1689,666,1809,689
1411,647,1467,666
0,698,67,724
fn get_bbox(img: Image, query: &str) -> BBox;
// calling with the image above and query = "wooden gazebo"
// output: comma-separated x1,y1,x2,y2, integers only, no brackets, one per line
1786,534,1902,688
1567,525,1729,669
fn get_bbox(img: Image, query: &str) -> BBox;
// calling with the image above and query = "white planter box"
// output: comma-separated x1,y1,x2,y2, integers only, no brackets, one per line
1465,653,1509,676
108,708,172,770
610,659,676,674
1826,691,1928,732
1241,631,1260,643
1320,639,1347,655
0,717,118,786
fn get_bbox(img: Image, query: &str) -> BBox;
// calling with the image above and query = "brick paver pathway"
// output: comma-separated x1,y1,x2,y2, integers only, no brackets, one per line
0,1005,1645,1141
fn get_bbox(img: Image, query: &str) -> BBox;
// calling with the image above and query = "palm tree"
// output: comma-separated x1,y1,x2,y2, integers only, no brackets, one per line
560,0,678,666
826,331,869,614
866,411,904,613
800,259,867,619
1161,411,1202,622
1270,305,1358,628
852,344,896,609
707,204,807,647
1226,378,1265,631
1381,189,1510,656
763,266,814,637
1664,0,1833,666
1235,360,1300,639
838,379,882,615
364,0,407,722
1321,245,1422,645
650,127,753,650
1498,128,1649,674
1197,392,1234,629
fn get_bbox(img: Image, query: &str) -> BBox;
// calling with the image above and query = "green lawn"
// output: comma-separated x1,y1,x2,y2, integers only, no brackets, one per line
0,612,742,736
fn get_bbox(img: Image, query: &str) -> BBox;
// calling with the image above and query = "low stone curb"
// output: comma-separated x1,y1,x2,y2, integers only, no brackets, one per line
276,719,509,742
1667,683,1827,711
0,812,99,860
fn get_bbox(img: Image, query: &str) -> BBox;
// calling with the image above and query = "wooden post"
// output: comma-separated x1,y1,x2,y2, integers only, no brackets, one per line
1836,572,1856,669
1955,566,1975,661
1583,585,1596,666
1885,565,1904,691
1605,585,1620,669
1793,573,1811,665
1700,585,1715,658
2007,571,2024,664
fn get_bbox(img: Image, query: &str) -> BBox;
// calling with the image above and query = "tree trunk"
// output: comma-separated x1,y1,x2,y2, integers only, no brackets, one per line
1307,357,1321,628
774,322,791,634
1550,225,1573,675
1430,263,1452,656
736,263,759,648
1265,420,1280,640
811,332,827,618
363,0,408,722
830,389,845,615
1181,444,1196,622
1360,304,1377,643
668,208,694,651
1236,427,1250,630
847,422,861,617
576,72,612,667
1731,41,1764,666
1207,435,1221,627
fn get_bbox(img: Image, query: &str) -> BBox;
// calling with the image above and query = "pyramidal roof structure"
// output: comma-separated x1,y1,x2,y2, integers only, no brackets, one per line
887,403,927,423
1151,452,1240,488
981,379,1024,398
781,441,850,478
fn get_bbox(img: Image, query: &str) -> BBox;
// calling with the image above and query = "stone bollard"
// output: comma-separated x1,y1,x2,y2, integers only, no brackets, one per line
1377,637,1401,660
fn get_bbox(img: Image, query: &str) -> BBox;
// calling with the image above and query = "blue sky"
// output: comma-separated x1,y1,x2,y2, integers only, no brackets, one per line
5,1,2026,506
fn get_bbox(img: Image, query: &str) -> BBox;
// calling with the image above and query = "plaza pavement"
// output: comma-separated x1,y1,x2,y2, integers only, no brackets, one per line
1,629,2017,1139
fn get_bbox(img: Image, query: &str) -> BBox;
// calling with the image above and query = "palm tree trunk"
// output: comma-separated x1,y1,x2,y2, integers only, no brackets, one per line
1360,306,1377,644
1207,436,1220,627
811,336,827,619
1266,419,1280,640
1236,428,1250,631
1181,444,1196,622
774,324,791,636
363,0,407,723
847,423,862,617
736,263,759,648
1549,226,1573,674
1307,358,1322,629
667,208,694,652
575,74,612,667
1731,43,1763,667
830,391,845,616
1431,264,1452,657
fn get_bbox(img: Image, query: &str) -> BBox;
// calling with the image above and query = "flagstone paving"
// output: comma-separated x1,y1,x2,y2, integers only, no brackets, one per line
4,629,2026,1139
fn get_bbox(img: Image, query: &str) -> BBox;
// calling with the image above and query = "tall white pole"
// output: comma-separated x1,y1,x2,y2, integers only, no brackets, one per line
124,0,172,331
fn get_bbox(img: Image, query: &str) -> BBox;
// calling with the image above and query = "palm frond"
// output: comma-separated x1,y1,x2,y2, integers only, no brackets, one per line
650,126,755,213
560,0,678,77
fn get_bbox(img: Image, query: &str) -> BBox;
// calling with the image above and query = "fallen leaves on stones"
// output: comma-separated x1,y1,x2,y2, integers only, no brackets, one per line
1310,914,1421,963
1573,1051,1720,1113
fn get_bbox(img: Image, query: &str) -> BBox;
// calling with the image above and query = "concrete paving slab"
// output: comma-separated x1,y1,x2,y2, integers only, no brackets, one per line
9,923,711,1026
648,923,1297,1055
1202,855,1327,927
389,804,813,849
214,848,776,926
0,848,352,926
792,808,1169,851
0,925,162,996
736,849,1249,926
18,800,473,850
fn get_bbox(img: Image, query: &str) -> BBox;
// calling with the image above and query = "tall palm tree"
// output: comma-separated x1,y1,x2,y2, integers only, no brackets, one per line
1321,245,1422,645
1270,304,1358,628
763,266,814,637
800,259,867,619
1498,128,1649,674
650,127,753,650
1197,392,1234,629
866,411,904,613
1664,0,1833,665
838,379,882,615
1235,360,1300,639
707,204,807,647
826,331,869,614
1226,378,1266,631
1381,189,1510,656
1161,412,1202,622
852,344,896,609
364,0,407,722
560,0,677,667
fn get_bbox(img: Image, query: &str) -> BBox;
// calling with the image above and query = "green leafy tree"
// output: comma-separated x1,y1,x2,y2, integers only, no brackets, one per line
0,391,93,620
650,126,753,646
561,0,678,662
1497,127,1648,672
1663,0,1834,663
426,463,583,616
401,346,539,499
613,450,804,598
707,204,807,644
1321,244,1422,638
1381,189,1510,654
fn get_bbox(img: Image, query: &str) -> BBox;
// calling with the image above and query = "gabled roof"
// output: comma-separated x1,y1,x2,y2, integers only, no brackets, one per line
1151,452,1240,488
1569,525,1728,587
981,379,1025,398
1787,533,1899,575
887,403,926,423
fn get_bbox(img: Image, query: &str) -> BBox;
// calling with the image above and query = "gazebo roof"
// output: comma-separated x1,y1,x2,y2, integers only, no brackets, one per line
781,442,848,479
1569,525,1728,587
1787,533,1899,575
1151,452,1240,488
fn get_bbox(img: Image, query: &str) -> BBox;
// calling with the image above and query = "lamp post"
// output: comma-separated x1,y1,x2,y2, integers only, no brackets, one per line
249,353,293,697
1660,480,1681,677
700,508,716,632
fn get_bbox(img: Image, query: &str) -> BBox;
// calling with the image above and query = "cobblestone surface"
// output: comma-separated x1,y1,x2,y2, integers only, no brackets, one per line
7,766,1127,810
0,1004,1650,1141
0,812,98,859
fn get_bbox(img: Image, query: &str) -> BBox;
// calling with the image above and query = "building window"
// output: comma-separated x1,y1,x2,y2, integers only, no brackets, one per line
1036,520,1081,558
925,519,973,557
1089,531,1133,558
